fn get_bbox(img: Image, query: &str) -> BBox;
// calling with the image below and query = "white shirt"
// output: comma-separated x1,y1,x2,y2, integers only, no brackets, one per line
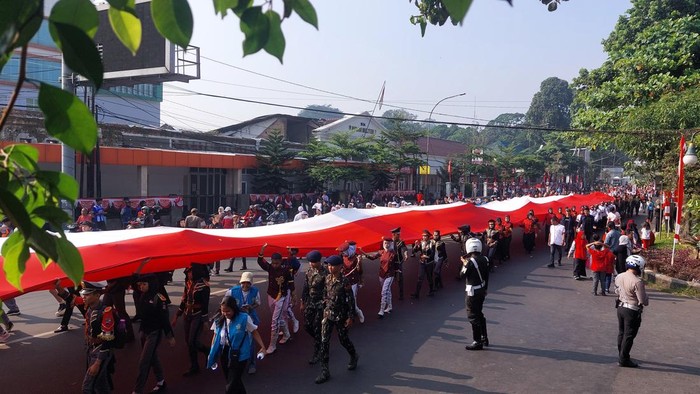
211,315,257,346
549,224,566,246
640,228,651,240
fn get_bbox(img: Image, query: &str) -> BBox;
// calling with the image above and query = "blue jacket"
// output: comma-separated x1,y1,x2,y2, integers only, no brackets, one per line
228,285,260,325
207,312,252,368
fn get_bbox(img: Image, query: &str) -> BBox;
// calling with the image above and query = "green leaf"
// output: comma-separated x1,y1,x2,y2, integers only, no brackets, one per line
107,0,130,9
33,205,72,227
0,0,42,55
108,6,142,55
50,22,103,89
151,0,193,48
38,83,97,155
49,0,99,38
55,238,84,287
290,0,318,29
442,0,473,24
6,144,39,172
1,232,29,291
240,6,269,56
282,0,293,19
212,0,238,17
0,188,33,237
35,170,79,201
263,11,285,63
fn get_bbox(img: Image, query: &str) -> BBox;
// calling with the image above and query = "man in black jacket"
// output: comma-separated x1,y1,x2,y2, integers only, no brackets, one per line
460,238,490,351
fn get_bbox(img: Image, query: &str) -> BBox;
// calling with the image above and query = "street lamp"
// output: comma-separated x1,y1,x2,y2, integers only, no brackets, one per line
683,142,697,166
425,92,466,195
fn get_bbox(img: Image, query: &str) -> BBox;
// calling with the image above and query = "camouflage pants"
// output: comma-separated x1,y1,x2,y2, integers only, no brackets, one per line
304,305,323,357
320,318,356,367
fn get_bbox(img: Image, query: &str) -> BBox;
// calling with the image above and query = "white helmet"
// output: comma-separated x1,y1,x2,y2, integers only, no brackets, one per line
465,238,482,254
625,255,646,272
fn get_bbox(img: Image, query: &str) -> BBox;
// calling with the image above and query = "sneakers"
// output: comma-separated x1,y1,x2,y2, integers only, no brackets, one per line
53,325,68,333
150,380,167,393
55,303,66,317
7,310,21,316
223,268,233,273
356,309,365,324
619,360,639,368
292,319,299,334
0,331,10,343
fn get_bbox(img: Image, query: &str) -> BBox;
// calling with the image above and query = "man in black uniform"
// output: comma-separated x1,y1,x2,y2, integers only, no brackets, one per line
615,255,649,368
391,227,409,300
171,264,211,376
133,274,176,393
301,250,328,365
459,238,490,351
81,281,116,393
316,255,358,384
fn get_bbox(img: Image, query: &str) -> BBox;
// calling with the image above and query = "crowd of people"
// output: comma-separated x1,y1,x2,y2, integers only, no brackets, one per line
0,186,657,392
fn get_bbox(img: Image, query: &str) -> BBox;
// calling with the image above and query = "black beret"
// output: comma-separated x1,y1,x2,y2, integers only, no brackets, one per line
306,250,322,263
326,255,343,266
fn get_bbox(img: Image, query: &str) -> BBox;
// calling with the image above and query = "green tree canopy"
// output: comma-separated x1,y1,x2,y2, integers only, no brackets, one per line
526,77,573,129
253,130,295,193
298,104,343,120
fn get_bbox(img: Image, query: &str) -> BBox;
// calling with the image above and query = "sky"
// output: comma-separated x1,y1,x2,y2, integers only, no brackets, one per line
159,0,634,132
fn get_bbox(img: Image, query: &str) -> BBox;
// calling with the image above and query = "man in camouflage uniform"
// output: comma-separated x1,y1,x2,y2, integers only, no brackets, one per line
316,255,359,384
301,250,327,365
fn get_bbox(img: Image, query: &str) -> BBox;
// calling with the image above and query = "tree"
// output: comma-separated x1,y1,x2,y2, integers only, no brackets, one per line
298,104,343,120
253,131,295,193
526,77,573,129
300,131,374,188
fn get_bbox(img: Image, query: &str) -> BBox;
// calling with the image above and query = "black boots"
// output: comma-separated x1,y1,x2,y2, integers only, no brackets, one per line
465,341,484,351
347,353,359,370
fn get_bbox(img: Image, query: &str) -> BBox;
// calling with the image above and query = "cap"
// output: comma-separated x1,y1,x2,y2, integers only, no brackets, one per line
390,227,401,234
298,206,304,212
382,236,393,242
337,242,349,252
79,281,107,295
240,272,253,284
458,225,471,233
271,252,283,260
306,250,322,263
225,206,232,212
326,255,343,266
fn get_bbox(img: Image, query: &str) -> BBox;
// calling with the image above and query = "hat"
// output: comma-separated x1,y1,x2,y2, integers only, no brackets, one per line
271,252,283,260
337,242,349,252
382,236,393,242
79,281,107,295
298,206,304,212
240,272,253,284
306,250,322,263
225,206,232,212
422,229,431,236
326,255,343,266
458,225,471,233
390,227,401,234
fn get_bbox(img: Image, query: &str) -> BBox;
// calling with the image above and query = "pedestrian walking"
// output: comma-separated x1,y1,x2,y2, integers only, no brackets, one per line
225,272,262,374
615,255,649,368
81,281,116,393
362,236,397,318
257,243,294,354
300,250,327,364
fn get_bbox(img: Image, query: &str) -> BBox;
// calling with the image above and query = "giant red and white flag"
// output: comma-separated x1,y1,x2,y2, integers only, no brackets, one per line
675,135,686,242
0,192,613,299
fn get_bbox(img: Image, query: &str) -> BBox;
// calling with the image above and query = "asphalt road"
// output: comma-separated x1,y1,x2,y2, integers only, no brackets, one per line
2,228,699,394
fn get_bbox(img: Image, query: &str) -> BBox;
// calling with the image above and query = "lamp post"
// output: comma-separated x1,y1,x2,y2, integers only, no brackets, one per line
425,92,466,196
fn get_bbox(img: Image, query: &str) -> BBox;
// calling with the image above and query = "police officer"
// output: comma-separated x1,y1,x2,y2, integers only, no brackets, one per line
133,274,175,393
301,250,327,365
459,238,490,351
81,281,116,393
316,255,358,384
614,255,649,368
390,227,409,300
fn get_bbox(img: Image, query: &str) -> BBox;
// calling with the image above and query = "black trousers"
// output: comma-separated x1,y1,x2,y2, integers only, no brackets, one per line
221,345,248,394
414,262,435,295
573,258,587,277
523,233,536,253
466,291,487,343
184,315,209,371
617,306,642,363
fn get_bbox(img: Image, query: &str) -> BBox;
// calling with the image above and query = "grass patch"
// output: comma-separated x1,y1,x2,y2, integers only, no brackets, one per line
646,280,700,299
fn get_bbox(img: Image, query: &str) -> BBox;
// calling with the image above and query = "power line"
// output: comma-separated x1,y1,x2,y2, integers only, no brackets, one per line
165,85,680,136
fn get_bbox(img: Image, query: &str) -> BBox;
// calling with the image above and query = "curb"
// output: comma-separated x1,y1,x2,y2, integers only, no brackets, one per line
643,269,700,290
